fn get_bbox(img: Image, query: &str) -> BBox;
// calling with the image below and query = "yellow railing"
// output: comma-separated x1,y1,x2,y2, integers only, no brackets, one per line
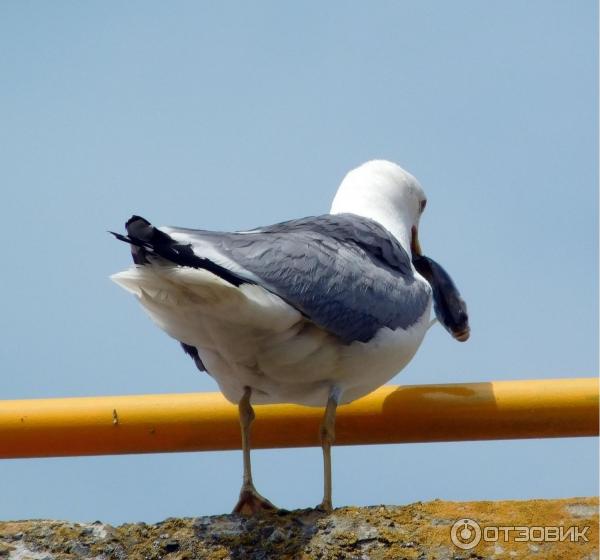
0,378,597,459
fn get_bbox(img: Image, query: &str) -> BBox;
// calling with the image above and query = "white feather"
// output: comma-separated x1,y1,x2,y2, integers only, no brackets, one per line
111,263,431,407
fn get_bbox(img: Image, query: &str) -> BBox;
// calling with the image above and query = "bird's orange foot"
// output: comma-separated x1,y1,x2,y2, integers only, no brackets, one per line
232,486,277,515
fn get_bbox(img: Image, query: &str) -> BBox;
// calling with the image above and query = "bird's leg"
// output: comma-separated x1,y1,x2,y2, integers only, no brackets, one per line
317,386,341,512
232,386,277,515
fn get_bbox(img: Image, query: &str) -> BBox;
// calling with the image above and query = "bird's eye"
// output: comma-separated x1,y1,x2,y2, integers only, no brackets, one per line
420,200,427,213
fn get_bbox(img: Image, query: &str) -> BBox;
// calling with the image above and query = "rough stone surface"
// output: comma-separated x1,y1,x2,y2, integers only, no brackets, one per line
0,497,597,559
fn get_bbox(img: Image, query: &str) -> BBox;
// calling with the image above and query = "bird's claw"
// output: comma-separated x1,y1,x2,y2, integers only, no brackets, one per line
315,499,333,513
232,486,277,515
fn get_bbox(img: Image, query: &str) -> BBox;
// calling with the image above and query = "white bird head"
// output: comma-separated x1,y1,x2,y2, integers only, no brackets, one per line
330,160,427,256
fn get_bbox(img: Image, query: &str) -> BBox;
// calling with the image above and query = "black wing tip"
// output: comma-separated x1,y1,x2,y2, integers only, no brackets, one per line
180,342,207,372
109,231,131,243
114,215,249,287
110,214,152,242
126,215,151,228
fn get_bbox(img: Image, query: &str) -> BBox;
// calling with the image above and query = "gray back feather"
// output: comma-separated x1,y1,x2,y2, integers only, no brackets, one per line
170,214,430,343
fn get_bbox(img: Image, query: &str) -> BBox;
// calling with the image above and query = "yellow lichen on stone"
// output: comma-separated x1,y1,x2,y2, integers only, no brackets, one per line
0,497,597,559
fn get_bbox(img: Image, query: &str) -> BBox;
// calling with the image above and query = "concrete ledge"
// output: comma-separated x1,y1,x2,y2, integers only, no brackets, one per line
0,497,597,559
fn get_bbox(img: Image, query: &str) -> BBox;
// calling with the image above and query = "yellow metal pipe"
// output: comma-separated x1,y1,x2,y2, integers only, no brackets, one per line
0,378,597,459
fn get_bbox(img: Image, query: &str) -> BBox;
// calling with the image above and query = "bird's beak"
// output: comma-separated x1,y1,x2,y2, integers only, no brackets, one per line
411,226,422,257
453,328,470,342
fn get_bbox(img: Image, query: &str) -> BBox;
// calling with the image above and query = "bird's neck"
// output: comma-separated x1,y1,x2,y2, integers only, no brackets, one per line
330,198,413,255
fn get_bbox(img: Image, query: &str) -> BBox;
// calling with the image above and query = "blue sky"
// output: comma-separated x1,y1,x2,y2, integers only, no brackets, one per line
0,1,597,524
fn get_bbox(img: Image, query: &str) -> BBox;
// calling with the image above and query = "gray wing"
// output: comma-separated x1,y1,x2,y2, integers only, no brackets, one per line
164,214,431,344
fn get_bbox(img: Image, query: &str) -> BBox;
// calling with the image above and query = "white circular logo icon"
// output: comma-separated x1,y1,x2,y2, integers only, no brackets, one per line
450,518,482,550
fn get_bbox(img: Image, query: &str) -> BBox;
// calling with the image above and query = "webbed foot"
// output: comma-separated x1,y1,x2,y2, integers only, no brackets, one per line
232,485,277,515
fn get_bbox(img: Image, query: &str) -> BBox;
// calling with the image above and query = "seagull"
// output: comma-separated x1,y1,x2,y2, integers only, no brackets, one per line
111,160,469,514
